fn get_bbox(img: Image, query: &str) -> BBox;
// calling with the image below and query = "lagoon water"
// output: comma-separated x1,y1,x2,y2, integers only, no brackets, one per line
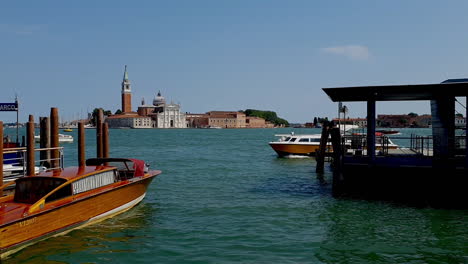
3,128,467,264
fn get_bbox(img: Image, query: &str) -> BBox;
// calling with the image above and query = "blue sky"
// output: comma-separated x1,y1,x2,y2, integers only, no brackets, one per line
1,1,468,123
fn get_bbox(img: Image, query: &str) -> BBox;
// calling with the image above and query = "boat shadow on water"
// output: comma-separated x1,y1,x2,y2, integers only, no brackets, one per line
3,203,158,263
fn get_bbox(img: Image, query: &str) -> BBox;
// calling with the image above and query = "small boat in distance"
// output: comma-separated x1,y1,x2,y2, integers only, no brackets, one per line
0,158,161,258
63,128,73,132
34,134,73,143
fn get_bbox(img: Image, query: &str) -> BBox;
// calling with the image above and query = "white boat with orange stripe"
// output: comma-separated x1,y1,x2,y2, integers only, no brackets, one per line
269,133,329,157
269,132,398,157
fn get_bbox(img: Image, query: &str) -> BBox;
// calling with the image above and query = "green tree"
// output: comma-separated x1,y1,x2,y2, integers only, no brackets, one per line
244,109,289,126
408,112,418,118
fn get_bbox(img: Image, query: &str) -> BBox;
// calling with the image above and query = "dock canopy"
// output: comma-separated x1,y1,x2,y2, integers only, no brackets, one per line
323,80,468,102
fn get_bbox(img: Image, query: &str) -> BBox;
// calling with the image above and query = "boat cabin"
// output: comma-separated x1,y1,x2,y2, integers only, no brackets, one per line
2,158,147,215
275,134,323,143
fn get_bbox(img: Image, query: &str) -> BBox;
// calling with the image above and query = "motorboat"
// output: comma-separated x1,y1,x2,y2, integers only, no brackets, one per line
269,134,330,157
269,132,398,157
0,158,161,258
376,129,400,135
34,134,73,143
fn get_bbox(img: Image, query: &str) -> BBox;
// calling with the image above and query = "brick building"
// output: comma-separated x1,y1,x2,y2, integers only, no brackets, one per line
186,111,273,128
207,111,246,128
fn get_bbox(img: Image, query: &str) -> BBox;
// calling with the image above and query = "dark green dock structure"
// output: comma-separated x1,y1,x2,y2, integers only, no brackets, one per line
323,79,468,208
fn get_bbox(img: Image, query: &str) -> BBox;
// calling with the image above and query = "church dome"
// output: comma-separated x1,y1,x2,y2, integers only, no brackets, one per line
153,91,166,106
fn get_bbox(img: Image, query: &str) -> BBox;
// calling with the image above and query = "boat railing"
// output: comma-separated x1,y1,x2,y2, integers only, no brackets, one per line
2,147,64,182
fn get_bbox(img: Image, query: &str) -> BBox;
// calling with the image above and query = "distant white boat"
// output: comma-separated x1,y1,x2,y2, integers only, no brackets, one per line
34,134,74,143
3,164,47,183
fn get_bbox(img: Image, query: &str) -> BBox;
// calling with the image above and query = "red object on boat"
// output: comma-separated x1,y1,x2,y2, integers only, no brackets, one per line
129,158,145,177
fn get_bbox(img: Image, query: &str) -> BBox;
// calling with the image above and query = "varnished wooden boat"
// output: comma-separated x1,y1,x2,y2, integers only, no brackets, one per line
0,158,161,258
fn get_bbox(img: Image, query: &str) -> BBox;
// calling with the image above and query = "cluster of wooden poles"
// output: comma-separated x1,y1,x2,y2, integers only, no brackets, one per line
0,108,110,196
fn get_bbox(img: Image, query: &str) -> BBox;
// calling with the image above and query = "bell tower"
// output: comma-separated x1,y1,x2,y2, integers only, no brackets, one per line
121,65,132,113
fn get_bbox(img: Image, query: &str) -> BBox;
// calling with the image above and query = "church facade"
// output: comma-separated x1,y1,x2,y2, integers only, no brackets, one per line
106,66,187,129
137,91,186,128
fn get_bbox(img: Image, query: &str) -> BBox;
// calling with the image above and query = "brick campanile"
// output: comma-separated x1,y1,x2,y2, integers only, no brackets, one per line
121,65,132,113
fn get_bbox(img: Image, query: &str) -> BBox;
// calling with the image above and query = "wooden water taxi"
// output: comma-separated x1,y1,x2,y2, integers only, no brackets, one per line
0,158,160,258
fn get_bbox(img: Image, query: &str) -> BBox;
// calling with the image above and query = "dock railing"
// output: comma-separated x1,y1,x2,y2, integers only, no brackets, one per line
341,134,434,157
2,146,64,183
409,135,433,156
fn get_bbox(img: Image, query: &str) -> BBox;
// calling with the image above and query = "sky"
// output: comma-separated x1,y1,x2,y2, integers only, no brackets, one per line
2,0,468,123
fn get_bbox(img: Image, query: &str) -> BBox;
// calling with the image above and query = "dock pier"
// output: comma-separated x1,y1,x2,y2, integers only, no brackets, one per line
322,79,468,208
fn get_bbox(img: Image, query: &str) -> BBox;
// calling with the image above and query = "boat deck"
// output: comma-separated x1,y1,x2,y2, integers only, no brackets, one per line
345,148,433,157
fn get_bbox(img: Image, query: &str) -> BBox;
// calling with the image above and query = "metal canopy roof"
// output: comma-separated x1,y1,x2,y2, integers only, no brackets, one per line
322,81,468,102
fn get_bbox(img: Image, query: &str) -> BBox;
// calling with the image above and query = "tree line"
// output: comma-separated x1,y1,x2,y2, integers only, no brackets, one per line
241,109,289,126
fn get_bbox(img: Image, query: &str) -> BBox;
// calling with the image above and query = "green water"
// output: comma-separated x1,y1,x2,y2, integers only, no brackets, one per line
3,128,467,264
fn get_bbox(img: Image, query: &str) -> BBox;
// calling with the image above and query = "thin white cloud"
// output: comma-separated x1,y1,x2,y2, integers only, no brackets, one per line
0,24,44,35
321,45,371,60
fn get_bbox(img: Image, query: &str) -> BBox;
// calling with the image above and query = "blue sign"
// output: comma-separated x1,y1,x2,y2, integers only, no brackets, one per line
0,103,18,111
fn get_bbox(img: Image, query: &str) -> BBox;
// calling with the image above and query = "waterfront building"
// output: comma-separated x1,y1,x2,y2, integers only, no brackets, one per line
377,114,432,128
137,91,186,128
186,111,272,128
207,111,246,128
106,114,153,129
245,116,274,128
332,118,367,127
186,113,209,128
455,116,466,127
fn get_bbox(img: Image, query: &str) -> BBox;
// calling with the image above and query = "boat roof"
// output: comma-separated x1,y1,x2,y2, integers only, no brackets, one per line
274,134,320,137
322,79,468,102
31,166,114,181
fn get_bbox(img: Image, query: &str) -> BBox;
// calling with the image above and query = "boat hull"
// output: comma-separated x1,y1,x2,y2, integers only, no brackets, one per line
269,143,399,157
0,176,155,258
269,143,327,157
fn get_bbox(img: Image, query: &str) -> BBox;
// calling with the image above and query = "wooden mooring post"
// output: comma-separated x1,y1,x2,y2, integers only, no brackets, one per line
78,122,86,167
330,127,344,197
50,108,60,169
316,121,331,173
0,121,3,196
26,115,35,176
39,117,50,167
103,123,109,158
96,109,103,158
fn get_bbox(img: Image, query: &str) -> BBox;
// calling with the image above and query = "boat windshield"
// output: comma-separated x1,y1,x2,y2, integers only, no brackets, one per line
14,177,68,204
